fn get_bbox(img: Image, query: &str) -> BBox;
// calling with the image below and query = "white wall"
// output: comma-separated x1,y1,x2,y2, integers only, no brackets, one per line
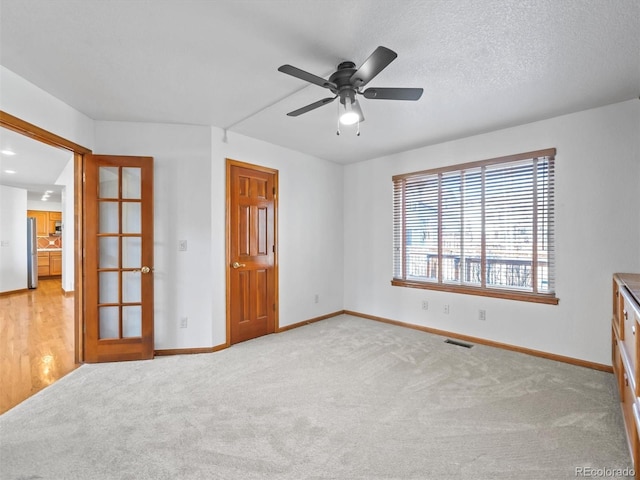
94,121,214,350
214,129,345,341
26,200,62,211
57,157,75,293
93,122,344,350
0,66,92,295
0,66,94,149
344,99,640,365
0,185,28,293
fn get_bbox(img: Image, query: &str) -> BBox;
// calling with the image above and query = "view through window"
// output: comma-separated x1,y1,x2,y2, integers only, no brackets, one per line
392,148,557,304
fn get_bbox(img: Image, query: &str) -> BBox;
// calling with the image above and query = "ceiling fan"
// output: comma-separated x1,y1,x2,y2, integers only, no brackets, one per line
278,46,423,134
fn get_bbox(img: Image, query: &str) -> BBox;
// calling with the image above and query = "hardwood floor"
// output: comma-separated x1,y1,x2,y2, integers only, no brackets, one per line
0,278,77,414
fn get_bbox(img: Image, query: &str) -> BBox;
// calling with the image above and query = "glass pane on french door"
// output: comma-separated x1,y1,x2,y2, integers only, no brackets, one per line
97,165,144,340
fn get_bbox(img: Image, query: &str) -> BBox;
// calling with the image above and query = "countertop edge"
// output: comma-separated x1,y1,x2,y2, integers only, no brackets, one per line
615,273,640,306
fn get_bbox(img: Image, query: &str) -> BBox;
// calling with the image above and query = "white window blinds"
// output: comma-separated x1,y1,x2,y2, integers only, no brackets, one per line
392,149,556,304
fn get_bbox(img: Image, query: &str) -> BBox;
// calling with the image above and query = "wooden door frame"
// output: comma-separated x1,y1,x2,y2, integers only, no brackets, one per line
225,158,279,347
0,110,90,364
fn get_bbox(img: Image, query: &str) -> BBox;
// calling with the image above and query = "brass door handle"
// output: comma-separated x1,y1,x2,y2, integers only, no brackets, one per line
232,262,246,269
133,266,152,273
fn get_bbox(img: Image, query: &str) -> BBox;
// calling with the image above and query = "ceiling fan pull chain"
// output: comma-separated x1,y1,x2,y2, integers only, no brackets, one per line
336,102,341,135
357,120,361,136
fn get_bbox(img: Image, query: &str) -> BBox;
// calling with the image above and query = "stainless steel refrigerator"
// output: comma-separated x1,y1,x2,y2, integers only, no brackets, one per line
27,217,38,289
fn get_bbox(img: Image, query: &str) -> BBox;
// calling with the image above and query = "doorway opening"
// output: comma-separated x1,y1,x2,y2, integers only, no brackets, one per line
1,111,89,367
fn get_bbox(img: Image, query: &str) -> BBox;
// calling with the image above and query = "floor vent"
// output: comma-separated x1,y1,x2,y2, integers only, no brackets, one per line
445,339,473,348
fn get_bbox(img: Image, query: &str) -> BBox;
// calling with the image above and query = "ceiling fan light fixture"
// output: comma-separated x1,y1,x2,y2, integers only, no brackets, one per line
339,99,359,126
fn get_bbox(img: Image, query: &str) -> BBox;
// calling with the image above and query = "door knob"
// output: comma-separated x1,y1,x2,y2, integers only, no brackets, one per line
232,262,246,269
133,266,152,273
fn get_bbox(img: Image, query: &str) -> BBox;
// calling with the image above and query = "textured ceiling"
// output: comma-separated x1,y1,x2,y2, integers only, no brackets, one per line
1,0,639,164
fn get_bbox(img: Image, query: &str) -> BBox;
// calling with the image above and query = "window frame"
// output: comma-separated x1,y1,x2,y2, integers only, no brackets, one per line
392,148,558,305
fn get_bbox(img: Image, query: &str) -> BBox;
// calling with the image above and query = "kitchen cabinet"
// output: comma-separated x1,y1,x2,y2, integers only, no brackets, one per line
48,211,62,236
27,209,61,236
50,251,62,275
37,250,62,277
37,251,50,277
27,210,50,236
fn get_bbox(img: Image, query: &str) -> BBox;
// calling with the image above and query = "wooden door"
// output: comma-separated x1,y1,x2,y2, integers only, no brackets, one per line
227,159,278,345
84,155,154,362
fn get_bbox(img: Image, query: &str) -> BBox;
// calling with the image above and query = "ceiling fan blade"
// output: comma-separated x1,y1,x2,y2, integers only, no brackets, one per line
286,96,337,117
278,65,337,90
362,87,424,101
350,46,397,87
352,99,365,123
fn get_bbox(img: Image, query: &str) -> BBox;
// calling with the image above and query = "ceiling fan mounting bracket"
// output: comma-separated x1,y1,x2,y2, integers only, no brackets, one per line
336,61,355,70
328,61,358,103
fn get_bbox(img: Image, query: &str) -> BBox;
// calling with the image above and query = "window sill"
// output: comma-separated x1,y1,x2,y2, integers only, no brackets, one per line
391,279,559,305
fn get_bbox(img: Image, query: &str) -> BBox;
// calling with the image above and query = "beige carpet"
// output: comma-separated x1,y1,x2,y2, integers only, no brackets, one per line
0,315,633,479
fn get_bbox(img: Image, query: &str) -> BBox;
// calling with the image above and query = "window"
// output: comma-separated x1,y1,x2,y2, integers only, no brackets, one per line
392,148,557,304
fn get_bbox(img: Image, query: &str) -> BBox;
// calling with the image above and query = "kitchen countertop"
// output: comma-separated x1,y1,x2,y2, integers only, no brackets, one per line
616,273,640,306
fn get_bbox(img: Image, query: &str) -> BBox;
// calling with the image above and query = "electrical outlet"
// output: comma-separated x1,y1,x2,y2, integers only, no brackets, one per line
479,309,487,321
178,240,187,251
444,304,450,314
179,316,188,328
314,294,319,304
421,300,429,310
